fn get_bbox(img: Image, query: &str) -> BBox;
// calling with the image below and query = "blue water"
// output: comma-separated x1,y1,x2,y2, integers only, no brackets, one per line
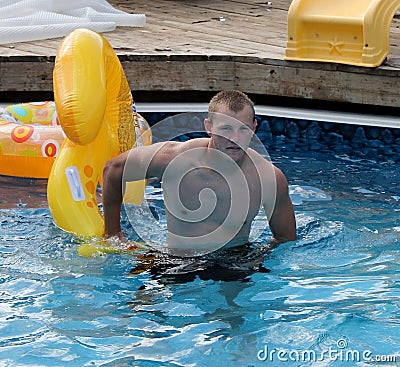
1,148,400,367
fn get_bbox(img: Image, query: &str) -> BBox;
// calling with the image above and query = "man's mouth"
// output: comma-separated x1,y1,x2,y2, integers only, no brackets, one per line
226,146,241,152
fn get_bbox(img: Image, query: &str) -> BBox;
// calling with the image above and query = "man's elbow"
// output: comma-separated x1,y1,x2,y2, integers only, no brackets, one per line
271,224,297,245
273,232,297,245
287,232,297,242
285,223,297,242
103,159,116,177
103,159,123,185
102,159,126,205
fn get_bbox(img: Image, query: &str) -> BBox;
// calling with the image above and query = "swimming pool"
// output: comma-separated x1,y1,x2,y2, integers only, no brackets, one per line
1,119,400,366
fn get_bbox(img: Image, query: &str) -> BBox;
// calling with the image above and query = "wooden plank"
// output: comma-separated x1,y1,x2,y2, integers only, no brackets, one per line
111,0,289,51
0,0,399,111
0,0,399,60
0,45,38,56
122,59,236,91
113,0,291,17
1,0,398,60
0,60,54,91
12,39,63,56
122,55,400,107
235,60,400,107
135,0,288,35
1,52,400,108
112,0,288,53
143,19,285,54
109,23,284,57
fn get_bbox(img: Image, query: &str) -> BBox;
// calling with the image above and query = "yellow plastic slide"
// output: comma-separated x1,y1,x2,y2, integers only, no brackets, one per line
285,0,400,67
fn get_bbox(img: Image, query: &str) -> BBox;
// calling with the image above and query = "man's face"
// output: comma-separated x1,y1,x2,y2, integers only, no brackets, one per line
205,105,256,163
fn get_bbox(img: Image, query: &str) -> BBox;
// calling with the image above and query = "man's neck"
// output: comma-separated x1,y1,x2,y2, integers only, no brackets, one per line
205,142,246,171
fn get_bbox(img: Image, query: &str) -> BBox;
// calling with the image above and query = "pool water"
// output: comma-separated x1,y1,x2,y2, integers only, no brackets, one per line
1,147,400,367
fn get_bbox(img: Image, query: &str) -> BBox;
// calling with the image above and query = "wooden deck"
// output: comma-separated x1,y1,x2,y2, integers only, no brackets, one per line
1,0,400,111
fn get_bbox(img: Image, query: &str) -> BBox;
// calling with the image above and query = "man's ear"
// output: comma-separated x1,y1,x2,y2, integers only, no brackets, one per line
204,118,212,136
252,119,258,132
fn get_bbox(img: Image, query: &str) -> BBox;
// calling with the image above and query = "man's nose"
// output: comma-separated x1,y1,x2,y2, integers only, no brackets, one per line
229,129,240,143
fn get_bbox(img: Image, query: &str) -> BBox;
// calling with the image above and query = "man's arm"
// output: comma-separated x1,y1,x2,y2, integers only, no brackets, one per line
102,141,179,237
265,166,296,246
103,150,129,237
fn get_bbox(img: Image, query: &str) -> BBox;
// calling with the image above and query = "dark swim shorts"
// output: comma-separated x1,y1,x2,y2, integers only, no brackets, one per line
130,243,272,283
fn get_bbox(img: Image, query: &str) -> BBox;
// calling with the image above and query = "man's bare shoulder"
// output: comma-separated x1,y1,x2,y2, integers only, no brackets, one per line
179,137,210,150
155,137,209,152
142,137,208,156
144,138,210,176
245,148,287,187
246,148,274,168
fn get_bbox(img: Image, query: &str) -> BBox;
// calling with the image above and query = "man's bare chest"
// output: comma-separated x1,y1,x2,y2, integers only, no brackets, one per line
176,167,261,219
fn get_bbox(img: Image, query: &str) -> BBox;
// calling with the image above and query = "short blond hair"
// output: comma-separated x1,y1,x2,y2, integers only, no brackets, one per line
208,90,255,120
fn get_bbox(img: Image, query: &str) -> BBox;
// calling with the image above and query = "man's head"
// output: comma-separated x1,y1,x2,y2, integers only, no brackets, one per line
208,90,256,121
205,90,257,163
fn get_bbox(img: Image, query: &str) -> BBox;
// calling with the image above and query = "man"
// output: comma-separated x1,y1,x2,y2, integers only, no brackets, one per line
103,90,296,256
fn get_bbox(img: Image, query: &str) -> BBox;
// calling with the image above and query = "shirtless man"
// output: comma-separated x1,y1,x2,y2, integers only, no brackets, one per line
102,90,296,255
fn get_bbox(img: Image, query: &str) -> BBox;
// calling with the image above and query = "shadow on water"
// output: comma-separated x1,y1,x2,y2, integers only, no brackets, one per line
130,243,273,285
0,176,48,209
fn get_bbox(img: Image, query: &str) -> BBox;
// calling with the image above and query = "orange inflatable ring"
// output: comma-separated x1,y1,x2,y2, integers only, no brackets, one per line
0,102,65,178
47,29,151,237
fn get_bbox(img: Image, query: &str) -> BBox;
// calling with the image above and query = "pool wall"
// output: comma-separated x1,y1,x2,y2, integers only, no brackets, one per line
255,116,400,158
141,111,400,161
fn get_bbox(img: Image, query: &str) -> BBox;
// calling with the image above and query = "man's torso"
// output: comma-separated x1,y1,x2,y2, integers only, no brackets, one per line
162,140,264,249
